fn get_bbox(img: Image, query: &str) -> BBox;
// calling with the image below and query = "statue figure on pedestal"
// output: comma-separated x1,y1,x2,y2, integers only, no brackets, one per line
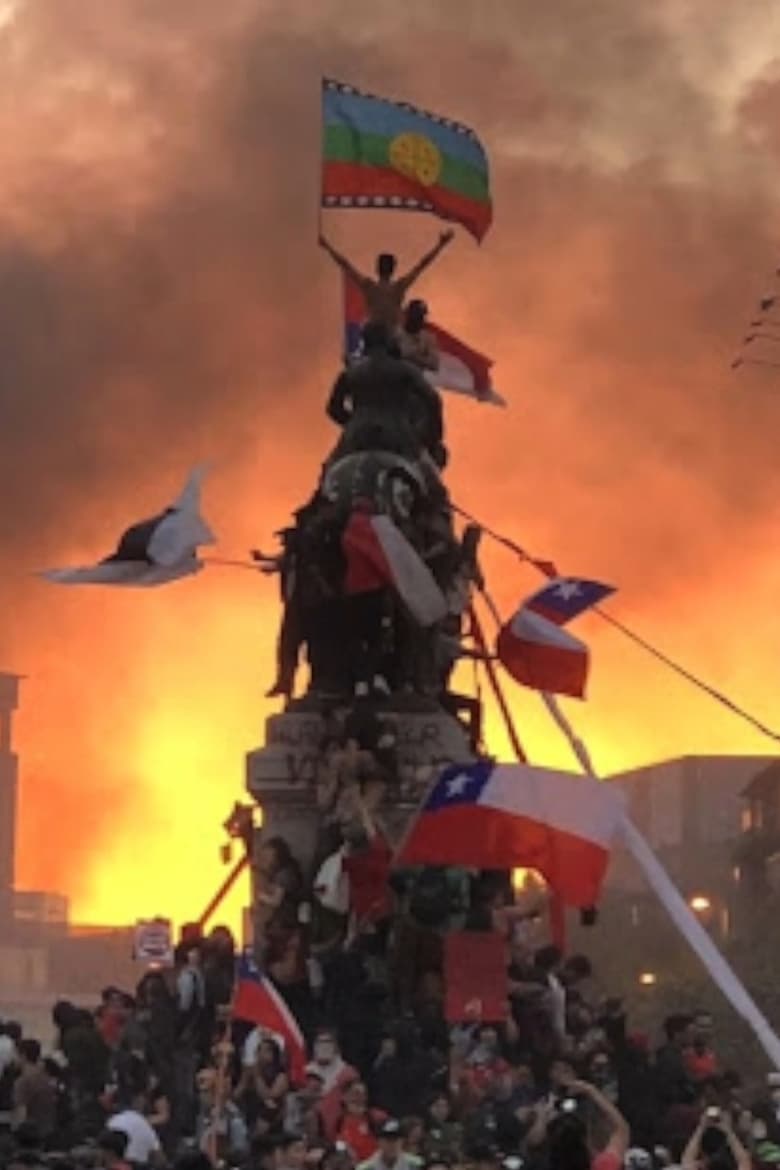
259,230,483,727
326,322,445,470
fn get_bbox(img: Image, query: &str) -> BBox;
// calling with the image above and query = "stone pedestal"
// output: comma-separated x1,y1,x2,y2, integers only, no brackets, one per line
245,705,475,871
245,705,475,953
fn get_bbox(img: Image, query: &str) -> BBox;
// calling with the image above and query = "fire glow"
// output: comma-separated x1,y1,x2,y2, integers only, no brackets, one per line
3,2,780,929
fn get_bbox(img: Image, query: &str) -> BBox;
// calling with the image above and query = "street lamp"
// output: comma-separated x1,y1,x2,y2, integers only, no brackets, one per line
690,895,712,913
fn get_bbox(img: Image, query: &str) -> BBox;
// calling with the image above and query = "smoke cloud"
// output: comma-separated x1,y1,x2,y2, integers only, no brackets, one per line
3,0,780,920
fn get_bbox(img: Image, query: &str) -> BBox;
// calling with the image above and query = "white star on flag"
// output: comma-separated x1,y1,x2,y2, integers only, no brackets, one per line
446,772,473,798
553,580,583,601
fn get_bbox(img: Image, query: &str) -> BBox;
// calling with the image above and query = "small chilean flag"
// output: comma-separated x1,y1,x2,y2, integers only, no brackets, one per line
395,760,624,909
342,507,447,627
497,577,614,699
233,952,307,1085
428,322,504,406
525,578,615,624
343,276,505,406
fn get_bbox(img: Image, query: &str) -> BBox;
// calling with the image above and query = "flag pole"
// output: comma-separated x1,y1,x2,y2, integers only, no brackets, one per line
476,587,570,948
390,604,526,865
197,855,249,932
317,77,325,239
489,556,780,1066
202,556,264,572
469,601,528,763
530,681,780,1070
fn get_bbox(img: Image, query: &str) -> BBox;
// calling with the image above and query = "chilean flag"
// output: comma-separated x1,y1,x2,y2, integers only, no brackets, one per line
342,507,447,627
395,760,624,909
344,276,505,406
232,952,307,1085
525,578,615,624
497,578,614,699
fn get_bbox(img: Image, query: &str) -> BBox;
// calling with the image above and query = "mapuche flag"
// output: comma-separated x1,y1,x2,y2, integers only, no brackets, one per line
322,78,492,242
396,760,624,910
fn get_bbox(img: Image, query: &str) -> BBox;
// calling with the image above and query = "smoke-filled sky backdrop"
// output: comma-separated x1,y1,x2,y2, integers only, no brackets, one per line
4,0,780,924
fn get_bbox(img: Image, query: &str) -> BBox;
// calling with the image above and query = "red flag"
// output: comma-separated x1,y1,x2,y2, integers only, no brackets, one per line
497,610,590,699
233,954,306,1085
445,932,508,1023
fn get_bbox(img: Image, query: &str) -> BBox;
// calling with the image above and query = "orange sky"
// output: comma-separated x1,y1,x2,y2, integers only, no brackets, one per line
3,0,780,927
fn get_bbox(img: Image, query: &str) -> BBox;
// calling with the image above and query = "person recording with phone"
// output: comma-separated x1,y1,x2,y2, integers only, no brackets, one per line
681,1108,751,1170
526,1070,630,1170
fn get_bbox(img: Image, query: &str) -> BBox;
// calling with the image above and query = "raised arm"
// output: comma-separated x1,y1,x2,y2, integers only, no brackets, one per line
681,1119,706,1170
399,229,455,290
319,233,365,285
569,1079,630,1161
720,1114,751,1170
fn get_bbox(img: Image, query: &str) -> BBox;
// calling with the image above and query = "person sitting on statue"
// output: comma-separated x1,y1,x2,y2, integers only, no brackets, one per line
319,229,454,334
399,299,440,372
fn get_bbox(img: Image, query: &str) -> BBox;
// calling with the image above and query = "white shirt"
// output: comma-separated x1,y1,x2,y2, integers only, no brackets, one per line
548,972,567,1039
177,967,205,1012
108,1110,161,1164
242,1026,287,1068
0,1035,15,1073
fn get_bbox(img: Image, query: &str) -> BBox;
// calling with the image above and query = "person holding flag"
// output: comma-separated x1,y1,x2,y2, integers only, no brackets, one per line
319,229,454,334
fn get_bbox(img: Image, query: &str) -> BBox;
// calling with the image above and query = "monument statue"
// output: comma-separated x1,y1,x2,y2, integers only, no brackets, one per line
246,235,483,954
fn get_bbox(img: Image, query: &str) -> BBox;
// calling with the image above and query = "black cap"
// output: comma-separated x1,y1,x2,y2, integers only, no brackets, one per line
379,1119,402,1139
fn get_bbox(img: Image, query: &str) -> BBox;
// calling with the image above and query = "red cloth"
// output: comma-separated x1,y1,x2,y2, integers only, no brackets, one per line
462,1058,510,1101
592,1153,622,1170
343,835,392,922
684,1047,718,1081
336,1111,386,1161
444,933,508,1024
316,1065,360,1141
232,958,307,1086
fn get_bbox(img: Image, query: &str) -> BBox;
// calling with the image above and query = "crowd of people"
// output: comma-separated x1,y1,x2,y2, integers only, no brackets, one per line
1,859,780,1170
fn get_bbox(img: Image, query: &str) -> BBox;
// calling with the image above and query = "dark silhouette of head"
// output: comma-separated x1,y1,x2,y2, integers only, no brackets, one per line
534,945,563,975
2,1020,22,1044
98,1130,130,1160
548,1114,590,1170
376,253,397,280
174,1154,214,1170
18,1039,41,1067
664,1014,694,1047
361,321,393,355
404,299,428,334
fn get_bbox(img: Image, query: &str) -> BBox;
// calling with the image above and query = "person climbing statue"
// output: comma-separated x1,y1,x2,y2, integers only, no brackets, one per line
318,229,455,333
399,299,440,372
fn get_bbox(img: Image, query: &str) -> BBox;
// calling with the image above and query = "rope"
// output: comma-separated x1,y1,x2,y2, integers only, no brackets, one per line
202,555,264,572
455,503,780,747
